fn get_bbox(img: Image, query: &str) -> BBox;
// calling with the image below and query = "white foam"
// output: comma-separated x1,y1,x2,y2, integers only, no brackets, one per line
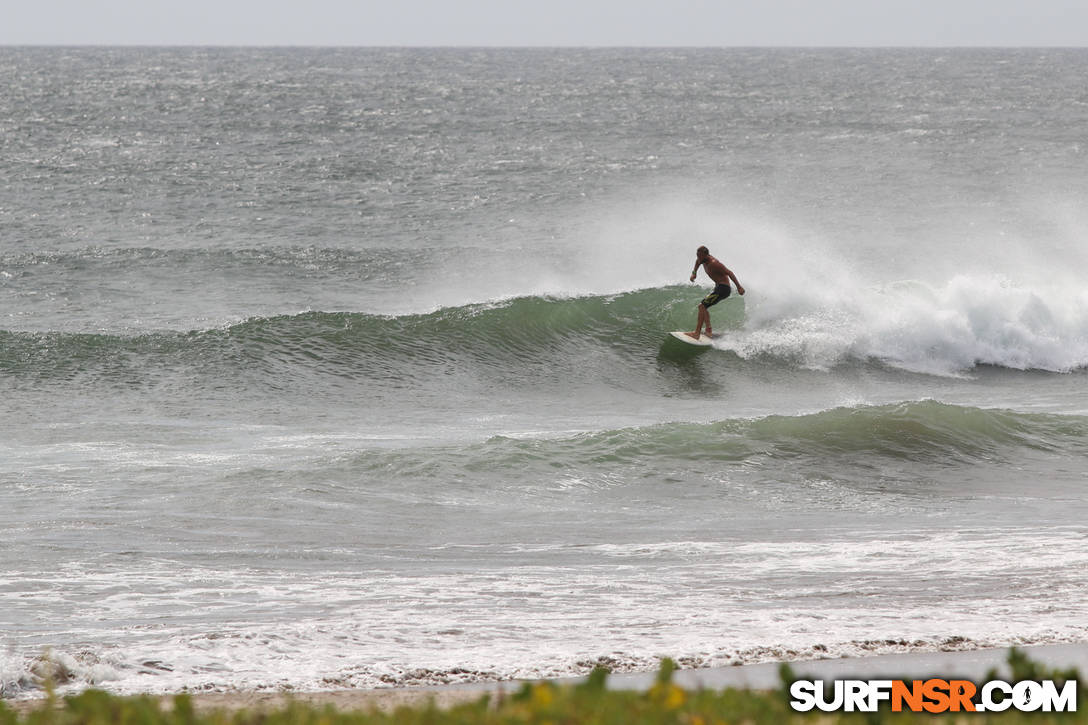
6,528,1088,698
722,274,1088,375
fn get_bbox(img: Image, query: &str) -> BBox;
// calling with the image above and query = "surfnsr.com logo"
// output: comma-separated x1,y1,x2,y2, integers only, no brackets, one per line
789,678,1077,713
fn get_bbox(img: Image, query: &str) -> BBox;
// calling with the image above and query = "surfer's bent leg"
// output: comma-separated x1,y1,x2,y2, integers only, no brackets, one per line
693,284,730,338
688,303,710,339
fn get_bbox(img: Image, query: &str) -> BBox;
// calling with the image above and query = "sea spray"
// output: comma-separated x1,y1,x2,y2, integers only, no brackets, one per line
725,274,1088,374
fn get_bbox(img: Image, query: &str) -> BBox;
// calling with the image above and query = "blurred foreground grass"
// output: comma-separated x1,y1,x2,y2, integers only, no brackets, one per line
2,649,1083,724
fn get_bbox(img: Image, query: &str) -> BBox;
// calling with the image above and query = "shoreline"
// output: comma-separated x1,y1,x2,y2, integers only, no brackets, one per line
7,642,1088,715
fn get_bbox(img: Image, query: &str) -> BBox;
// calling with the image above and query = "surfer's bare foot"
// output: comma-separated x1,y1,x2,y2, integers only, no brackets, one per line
685,331,700,339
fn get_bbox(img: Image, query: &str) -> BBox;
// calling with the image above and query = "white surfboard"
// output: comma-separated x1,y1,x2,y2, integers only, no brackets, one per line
669,331,715,347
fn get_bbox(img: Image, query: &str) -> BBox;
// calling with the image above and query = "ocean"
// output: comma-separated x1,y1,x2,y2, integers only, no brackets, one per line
2,47,1087,697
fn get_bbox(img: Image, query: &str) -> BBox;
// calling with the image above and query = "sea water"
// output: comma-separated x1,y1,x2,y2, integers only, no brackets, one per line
2,47,1088,697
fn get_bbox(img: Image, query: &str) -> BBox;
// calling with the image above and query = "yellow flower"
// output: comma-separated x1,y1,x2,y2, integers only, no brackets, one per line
650,683,687,709
664,684,686,709
531,682,554,708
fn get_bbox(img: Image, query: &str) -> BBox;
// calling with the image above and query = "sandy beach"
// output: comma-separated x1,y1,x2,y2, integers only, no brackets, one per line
8,643,1087,716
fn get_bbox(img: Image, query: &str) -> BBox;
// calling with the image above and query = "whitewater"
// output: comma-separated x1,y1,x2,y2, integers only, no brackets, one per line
2,47,1087,699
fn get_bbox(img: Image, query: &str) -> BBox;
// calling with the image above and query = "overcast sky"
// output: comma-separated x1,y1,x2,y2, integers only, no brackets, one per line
6,0,1088,47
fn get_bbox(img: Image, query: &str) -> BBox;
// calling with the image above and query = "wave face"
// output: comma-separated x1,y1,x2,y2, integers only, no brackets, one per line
354,401,1088,491
0,287,718,388
3,280,1086,399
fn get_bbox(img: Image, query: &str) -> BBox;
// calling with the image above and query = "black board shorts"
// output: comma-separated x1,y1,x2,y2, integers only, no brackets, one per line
701,283,732,308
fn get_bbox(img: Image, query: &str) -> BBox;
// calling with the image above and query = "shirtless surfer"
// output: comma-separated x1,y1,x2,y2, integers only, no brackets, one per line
687,245,744,340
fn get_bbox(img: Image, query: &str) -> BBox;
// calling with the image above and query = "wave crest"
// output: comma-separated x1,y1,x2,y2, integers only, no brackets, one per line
359,401,1088,476
3,278,1087,387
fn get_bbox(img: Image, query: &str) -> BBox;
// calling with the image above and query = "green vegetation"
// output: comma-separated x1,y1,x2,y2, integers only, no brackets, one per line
3,649,1084,724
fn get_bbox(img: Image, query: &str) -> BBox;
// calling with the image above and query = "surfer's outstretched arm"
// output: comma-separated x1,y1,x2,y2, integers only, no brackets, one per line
724,266,745,295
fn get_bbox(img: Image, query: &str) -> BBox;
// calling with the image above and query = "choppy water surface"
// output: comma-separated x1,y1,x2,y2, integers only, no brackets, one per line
2,47,1087,697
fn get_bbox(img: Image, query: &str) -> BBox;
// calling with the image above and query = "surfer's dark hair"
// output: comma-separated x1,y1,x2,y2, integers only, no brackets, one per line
697,245,709,255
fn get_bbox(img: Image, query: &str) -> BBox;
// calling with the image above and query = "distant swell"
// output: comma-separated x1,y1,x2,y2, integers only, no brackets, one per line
358,401,1088,475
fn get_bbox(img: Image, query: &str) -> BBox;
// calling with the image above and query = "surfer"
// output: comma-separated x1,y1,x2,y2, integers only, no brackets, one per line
687,245,744,339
